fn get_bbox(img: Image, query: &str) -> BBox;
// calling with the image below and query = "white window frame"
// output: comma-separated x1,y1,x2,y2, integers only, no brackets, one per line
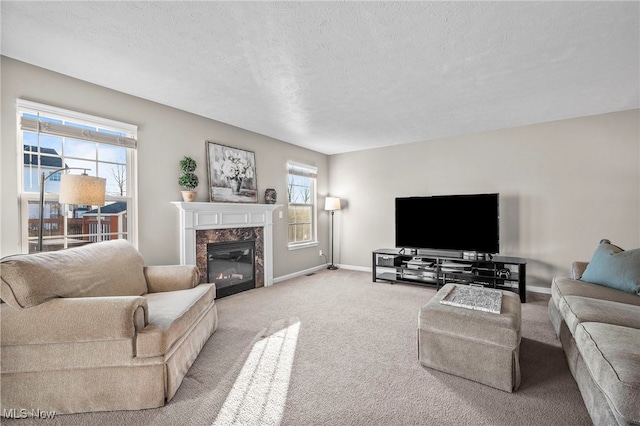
16,99,138,253
287,161,318,250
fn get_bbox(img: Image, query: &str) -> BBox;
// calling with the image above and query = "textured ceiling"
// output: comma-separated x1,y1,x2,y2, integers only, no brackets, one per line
2,1,639,155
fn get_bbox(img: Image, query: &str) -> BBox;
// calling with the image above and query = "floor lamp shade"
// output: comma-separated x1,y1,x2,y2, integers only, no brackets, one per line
59,174,107,206
324,197,341,211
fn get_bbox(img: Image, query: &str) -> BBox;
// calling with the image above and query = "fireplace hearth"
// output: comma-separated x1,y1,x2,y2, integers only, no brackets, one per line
208,240,256,298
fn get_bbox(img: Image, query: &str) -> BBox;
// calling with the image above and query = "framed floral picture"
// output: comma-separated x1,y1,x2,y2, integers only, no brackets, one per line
206,142,257,203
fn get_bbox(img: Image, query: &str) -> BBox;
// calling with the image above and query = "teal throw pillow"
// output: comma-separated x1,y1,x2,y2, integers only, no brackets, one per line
581,241,640,295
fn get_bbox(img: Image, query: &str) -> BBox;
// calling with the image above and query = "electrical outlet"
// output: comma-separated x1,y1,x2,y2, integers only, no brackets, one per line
319,250,323,256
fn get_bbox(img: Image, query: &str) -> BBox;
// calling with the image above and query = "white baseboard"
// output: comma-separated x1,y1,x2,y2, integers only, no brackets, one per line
526,285,552,295
337,264,370,273
273,264,328,284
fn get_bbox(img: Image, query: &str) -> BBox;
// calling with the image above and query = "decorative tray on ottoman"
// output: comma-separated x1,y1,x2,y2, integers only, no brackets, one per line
439,284,502,314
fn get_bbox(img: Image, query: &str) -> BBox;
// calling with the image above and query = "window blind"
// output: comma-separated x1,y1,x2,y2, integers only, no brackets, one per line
287,162,317,178
20,116,137,149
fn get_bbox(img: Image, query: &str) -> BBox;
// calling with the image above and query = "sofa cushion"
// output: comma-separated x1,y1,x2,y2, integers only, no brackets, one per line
581,241,640,295
552,277,640,308
575,322,640,424
557,295,640,335
136,283,216,358
0,239,148,309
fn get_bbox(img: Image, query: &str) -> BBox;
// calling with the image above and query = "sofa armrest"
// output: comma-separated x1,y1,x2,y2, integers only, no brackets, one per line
571,261,589,280
0,296,147,345
143,265,200,293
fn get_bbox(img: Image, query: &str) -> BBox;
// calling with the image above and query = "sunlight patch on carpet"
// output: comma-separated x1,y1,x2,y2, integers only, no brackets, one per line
213,320,301,426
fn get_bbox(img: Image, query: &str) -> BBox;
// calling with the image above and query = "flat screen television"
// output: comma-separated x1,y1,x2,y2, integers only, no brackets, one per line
395,193,499,254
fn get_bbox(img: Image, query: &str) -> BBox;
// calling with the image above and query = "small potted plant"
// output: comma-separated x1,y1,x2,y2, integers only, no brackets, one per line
178,156,199,202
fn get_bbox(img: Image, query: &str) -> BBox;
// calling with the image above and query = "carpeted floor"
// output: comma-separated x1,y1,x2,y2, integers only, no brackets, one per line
6,269,592,425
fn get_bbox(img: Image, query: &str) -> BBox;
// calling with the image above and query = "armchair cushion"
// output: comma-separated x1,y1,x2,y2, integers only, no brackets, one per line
1,240,148,309
137,283,216,357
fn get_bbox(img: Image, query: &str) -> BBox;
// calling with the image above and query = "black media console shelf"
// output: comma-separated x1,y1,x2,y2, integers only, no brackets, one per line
372,249,527,303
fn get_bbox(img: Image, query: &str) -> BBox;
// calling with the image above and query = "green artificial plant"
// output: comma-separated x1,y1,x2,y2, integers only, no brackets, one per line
178,156,199,190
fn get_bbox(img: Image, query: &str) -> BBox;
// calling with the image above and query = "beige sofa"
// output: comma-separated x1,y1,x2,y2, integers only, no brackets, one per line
0,239,218,415
548,262,640,425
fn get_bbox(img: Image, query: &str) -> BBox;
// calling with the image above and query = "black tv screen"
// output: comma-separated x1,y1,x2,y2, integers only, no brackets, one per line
395,193,499,254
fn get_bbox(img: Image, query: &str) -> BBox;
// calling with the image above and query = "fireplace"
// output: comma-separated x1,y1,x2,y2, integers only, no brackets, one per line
172,202,280,290
208,240,256,298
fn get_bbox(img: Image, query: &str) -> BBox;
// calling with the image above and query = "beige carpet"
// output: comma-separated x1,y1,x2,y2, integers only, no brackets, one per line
5,269,592,425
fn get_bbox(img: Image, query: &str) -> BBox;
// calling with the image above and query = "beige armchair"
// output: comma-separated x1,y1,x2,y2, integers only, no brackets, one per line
1,239,217,415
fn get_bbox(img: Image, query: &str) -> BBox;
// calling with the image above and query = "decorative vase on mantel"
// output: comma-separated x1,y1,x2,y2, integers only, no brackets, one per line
264,188,277,204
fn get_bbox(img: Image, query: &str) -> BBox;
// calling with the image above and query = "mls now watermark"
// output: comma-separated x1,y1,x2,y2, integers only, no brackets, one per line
3,408,56,419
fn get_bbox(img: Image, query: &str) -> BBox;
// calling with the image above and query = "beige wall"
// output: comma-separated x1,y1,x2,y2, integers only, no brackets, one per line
1,57,330,278
3,57,639,289
329,109,640,289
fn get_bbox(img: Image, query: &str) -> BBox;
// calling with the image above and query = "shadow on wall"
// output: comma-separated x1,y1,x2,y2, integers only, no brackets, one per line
527,258,570,288
501,195,520,254
501,195,569,288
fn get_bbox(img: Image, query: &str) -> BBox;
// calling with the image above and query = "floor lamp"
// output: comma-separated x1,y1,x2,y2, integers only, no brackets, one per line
325,197,341,270
38,167,106,252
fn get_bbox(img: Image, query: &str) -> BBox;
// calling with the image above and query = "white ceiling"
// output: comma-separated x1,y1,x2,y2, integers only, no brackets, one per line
2,1,639,155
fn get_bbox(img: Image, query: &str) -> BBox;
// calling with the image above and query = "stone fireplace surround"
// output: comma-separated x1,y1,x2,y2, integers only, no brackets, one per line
197,227,262,286
172,202,280,288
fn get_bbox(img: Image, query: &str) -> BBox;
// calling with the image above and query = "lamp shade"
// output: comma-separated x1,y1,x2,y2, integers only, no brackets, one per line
324,197,341,211
59,174,106,206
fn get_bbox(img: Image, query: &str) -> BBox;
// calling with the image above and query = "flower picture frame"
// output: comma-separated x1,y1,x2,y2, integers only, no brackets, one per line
206,142,257,203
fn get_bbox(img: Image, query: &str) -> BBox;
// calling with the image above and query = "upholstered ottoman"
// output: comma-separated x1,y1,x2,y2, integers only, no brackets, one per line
418,283,522,392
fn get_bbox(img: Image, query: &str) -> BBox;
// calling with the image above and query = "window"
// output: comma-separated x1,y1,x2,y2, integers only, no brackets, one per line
287,162,317,248
17,100,138,253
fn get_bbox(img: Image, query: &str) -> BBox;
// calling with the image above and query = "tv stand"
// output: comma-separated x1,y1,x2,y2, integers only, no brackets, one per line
372,248,527,303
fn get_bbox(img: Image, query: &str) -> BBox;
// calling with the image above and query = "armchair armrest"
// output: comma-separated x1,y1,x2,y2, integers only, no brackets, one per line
571,261,589,280
143,265,200,293
1,296,147,345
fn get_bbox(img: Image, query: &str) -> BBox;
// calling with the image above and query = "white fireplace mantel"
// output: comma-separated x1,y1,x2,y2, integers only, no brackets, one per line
172,202,281,286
